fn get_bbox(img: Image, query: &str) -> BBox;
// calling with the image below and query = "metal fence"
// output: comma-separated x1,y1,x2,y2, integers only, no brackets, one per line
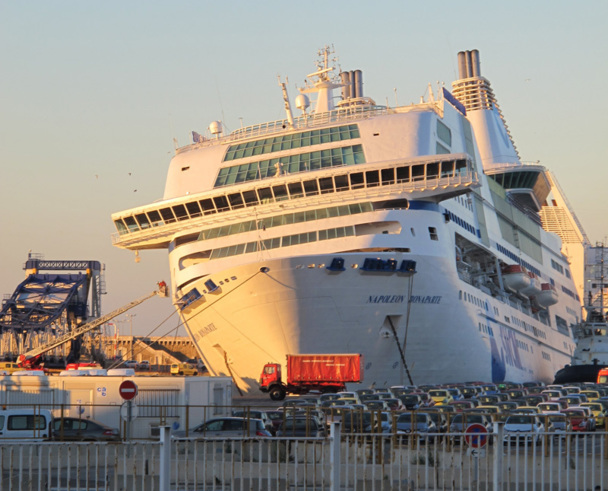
0,424,607,490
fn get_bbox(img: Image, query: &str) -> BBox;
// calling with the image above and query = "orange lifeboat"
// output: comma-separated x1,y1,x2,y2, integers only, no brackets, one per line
520,271,542,297
501,265,531,292
536,283,558,307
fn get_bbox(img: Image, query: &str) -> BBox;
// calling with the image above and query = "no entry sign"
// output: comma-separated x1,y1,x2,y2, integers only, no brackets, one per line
119,380,138,401
464,423,488,448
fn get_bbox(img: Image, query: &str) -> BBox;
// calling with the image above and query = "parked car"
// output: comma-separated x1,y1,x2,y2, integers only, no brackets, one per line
395,412,436,442
232,409,274,432
170,363,197,376
52,417,120,442
503,414,543,445
560,408,591,432
176,417,271,438
123,360,139,369
138,360,150,371
0,409,53,440
276,417,325,437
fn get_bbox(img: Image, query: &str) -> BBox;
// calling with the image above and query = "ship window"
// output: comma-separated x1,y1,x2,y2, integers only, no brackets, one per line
456,159,467,175
135,213,150,229
114,219,128,235
199,198,216,215
412,165,425,181
381,168,395,185
227,193,244,209
213,196,230,212
396,166,410,183
319,177,334,194
145,210,162,226
429,227,438,241
350,172,364,189
437,120,452,146
427,163,439,179
366,170,379,187
159,208,176,223
272,184,288,201
303,180,319,196
288,182,304,198
334,175,349,191
123,216,139,232
172,204,189,221
242,190,259,206
257,187,273,203
440,161,455,178
185,201,202,217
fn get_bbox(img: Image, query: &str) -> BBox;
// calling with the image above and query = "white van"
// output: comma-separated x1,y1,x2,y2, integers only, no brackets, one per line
0,409,53,440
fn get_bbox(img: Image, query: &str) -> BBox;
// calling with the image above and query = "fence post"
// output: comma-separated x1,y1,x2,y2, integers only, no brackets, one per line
492,421,503,491
330,422,341,491
159,426,171,491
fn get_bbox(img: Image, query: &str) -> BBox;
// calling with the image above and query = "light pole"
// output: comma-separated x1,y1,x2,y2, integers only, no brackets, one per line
125,314,136,360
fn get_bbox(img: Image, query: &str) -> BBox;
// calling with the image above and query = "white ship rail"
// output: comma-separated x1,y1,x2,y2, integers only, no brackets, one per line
178,103,438,153
111,158,478,249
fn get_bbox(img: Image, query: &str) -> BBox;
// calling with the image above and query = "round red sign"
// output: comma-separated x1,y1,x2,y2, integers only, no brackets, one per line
464,423,488,448
119,380,138,401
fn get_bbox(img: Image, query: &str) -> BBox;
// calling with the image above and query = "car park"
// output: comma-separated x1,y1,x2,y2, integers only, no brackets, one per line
52,417,120,442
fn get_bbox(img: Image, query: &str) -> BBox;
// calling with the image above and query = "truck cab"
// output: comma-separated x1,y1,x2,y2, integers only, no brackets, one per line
259,363,286,400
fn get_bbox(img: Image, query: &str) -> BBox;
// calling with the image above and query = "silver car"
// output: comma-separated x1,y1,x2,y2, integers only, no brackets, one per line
176,417,272,438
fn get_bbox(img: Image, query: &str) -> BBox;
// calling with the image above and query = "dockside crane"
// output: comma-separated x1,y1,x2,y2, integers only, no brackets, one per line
17,282,168,368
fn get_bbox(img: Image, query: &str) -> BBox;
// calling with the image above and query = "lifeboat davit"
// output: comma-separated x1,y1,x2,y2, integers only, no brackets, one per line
536,283,558,307
502,265,531,292
520,271,542,297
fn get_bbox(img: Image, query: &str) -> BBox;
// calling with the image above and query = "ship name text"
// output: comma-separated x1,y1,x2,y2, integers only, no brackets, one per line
367,295,404,304
409,295,442,304
193,323,218,341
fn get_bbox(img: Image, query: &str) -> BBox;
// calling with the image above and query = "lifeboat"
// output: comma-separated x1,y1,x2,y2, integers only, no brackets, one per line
501,264,531,292
520,271,542,297
536,283,558,307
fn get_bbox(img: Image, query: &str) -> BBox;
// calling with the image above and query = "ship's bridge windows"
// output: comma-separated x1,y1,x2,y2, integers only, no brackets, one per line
257,187,273,203
159,208,176,223
172,204,189,221
213,196,230,212
396,166,410,183
199,198,216,215
381,168,395,185
135,213,150,229
437,120,452,147
147,209,163,226
114,219,128,235
366,170,379,187
349,172,365,189
288,182,304,198
303,179,319,196
272,184,288,201
223,124,360,162
319,177,334,193
241,190,259,206
185,201,202,218
215,144,365,187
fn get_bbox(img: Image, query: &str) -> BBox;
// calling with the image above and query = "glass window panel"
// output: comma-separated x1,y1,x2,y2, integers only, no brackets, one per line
319,177,334,193
245,242,257,253
199,199,216,214
272,184,288,201
366,170,379,187
257,187,273,203
337,205,350,216
288,182,304,198
147,210,163,224
185,201,201,217
160,208,175,222
334,175,349,191
114,219,128,234
135,213,150,228
412,165,425,181
316,208,328,219
228,193,244,209
123,216,139,232
303,180,319,196
353,145,365,164
381,168,395,185
242,190,259,206
172,204,189,221
396,166,410,182
350,172,364,189
440,161,455,178
213,196,230,211
427,162,439,178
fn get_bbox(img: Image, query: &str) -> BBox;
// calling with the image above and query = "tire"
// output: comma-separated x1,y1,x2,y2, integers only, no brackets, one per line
269,386,286,401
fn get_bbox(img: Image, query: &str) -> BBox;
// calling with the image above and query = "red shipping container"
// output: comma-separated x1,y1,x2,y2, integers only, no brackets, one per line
286,354,363,384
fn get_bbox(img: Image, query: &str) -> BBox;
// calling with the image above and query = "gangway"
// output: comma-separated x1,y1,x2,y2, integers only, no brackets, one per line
18,282,168,367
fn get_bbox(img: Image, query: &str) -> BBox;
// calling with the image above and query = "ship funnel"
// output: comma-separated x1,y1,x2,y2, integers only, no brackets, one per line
457,49,481,79
339,70,364,100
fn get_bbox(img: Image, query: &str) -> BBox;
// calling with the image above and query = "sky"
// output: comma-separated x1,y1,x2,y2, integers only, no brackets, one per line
1,1,607,337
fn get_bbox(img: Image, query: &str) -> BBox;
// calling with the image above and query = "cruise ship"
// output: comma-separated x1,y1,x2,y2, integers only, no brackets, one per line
111,48,587,393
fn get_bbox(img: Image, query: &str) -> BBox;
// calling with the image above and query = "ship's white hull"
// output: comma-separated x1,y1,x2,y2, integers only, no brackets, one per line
178,250,572,393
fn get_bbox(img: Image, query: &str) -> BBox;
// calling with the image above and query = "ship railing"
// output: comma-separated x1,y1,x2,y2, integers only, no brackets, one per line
180,105,394,152
111,168,479,247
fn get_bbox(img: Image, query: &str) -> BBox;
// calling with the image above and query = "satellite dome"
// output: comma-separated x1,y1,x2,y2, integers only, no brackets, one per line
295,94,310,112
209,121,223,135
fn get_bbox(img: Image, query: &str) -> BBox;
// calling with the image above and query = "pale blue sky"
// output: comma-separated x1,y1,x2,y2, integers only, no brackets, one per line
1,1,607,336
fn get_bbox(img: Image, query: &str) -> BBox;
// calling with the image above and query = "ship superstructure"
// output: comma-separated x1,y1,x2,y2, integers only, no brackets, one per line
112,48,585,392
